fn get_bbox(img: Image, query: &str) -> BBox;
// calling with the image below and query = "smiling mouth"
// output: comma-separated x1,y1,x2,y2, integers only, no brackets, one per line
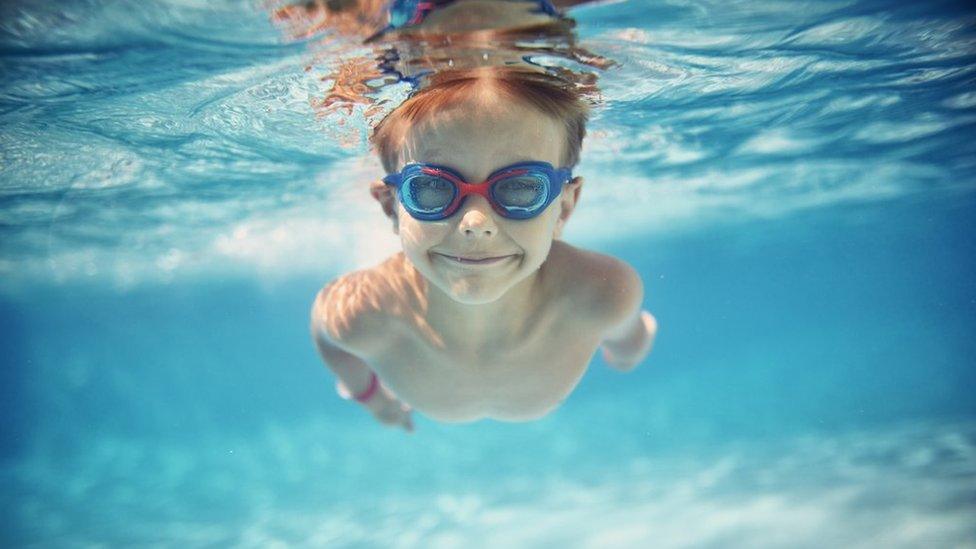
433,253,518,265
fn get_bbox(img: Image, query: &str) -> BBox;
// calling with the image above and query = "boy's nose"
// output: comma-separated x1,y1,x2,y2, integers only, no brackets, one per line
456,195,497,238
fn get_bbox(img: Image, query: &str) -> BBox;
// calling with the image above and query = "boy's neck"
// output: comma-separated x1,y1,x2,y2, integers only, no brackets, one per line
420,259,548,350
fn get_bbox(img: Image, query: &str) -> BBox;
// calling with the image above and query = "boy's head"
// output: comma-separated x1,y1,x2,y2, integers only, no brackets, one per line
369,67,589,304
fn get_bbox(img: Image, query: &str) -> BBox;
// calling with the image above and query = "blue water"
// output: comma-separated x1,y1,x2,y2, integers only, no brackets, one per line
2,0,975,546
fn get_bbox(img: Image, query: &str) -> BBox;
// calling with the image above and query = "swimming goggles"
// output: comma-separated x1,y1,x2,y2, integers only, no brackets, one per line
367,0,562,41
383,161,573,221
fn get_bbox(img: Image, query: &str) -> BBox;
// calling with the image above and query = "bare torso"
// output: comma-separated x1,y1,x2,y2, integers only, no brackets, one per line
320,241,631,422
365,287,603,422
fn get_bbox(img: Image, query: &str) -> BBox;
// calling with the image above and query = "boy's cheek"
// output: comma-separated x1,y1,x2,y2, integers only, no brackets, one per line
398,222,425,249
398,216,448,250
519,208,562,240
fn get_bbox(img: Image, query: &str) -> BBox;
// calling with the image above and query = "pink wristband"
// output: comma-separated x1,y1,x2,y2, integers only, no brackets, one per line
353,372,379,402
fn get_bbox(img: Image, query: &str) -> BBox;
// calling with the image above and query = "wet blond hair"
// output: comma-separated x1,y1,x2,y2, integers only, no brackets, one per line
370,67,589,173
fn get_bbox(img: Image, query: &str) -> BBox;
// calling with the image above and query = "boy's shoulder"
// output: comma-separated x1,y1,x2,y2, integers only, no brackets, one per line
311,253,419,355
545,241,644,331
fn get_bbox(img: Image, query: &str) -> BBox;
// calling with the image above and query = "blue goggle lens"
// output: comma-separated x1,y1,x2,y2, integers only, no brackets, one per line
491,174,548,215
403,174,456,214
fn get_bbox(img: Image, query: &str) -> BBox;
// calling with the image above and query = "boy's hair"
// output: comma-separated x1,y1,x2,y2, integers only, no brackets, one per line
371,67,589,173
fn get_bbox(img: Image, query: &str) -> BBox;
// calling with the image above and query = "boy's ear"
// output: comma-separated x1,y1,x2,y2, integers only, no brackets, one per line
554,176,584,239
369,179,400,234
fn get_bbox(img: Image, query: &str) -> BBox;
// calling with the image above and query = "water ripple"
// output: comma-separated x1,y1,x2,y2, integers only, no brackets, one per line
1,0,975,285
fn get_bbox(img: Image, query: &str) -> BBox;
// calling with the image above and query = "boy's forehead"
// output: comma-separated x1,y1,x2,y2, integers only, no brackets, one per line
398,99,565,171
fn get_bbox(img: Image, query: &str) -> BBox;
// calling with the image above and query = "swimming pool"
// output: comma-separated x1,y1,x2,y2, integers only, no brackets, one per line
1,0,974,546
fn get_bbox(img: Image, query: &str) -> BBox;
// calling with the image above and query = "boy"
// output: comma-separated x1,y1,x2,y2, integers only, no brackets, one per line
311,68,656,431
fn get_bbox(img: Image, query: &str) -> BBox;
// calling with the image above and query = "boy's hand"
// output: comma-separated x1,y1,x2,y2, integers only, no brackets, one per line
364,387,415,433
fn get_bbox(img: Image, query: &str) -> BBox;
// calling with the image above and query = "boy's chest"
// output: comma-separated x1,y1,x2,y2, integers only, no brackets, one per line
367,317,603,422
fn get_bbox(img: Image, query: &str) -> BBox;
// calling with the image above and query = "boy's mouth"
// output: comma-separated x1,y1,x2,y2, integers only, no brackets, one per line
432,252,518,265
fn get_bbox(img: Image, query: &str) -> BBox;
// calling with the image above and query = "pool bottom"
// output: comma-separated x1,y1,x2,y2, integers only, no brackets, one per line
3,417,974,547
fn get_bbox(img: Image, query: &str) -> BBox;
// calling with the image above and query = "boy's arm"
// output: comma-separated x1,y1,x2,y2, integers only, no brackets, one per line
598,262,657,372
311,284,414,432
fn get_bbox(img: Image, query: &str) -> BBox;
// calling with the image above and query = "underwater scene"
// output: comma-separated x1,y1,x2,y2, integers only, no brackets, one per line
1,0,974,546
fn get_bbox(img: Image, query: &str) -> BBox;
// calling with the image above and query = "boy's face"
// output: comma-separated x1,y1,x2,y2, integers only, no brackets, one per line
382,97,582,305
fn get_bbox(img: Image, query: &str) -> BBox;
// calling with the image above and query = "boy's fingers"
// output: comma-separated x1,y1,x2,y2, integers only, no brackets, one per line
371,398,413,431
